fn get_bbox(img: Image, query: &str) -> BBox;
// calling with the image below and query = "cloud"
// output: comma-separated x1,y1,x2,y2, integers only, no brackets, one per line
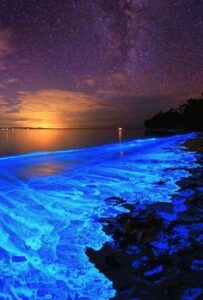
83,78,95,87
0,87,184,128
0,30,13,56
0,93,21,126
4,78,18,84
82,93,178,127
107,72,126,85
0,29,13,73
0,89,107,128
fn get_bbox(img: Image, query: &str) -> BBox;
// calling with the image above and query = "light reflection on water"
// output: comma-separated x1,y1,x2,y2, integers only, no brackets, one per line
0,128,155,157
23,162,65,177
18,160,80,179
0,133,199,299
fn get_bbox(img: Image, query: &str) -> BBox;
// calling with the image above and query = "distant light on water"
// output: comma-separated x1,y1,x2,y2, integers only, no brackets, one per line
118,127,123,144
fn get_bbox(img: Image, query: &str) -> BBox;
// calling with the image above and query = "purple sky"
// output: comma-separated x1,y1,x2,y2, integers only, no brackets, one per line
0,0,202,128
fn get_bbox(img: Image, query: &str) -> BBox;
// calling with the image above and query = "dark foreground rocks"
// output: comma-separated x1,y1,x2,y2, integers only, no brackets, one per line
87,142,203,299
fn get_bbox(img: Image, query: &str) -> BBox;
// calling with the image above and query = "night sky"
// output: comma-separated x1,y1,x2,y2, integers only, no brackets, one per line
0,0,202,128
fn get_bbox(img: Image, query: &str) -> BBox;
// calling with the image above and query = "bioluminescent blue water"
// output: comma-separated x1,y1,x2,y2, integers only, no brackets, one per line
0,133,199,299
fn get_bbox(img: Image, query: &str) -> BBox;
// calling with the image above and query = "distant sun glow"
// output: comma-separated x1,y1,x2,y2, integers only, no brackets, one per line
7,90,106,128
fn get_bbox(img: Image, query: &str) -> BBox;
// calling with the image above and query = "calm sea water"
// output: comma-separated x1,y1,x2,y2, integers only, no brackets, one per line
0,128,171,157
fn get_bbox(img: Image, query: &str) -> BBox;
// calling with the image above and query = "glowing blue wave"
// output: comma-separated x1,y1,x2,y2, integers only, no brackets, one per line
0,133,199,299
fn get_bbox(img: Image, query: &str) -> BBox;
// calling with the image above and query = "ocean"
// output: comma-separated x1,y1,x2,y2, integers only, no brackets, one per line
0,128,171,157
0,131,198,299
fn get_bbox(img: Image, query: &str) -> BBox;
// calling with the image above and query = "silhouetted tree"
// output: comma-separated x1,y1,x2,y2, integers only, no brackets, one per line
144,94,203,130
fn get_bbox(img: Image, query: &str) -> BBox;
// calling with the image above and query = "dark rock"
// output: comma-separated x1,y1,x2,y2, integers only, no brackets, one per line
105,255,121,270
156,180,165,185
87,151,203,299
105,196,125,206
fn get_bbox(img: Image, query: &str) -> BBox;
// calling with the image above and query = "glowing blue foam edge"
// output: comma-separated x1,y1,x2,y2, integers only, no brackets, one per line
0,132,199,299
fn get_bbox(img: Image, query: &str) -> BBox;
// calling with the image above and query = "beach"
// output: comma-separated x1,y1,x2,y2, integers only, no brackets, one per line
88,133,203,299
0,133,202,299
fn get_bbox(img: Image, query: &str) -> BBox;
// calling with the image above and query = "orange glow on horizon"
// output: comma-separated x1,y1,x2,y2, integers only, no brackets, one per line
0,89,105,128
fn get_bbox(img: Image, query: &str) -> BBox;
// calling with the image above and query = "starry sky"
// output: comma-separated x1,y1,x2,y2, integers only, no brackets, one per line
0,0,202,128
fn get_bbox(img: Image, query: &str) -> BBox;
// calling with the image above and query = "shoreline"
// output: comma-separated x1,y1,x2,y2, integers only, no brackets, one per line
0,132,201,299
87,133,203,299
184,133,203,153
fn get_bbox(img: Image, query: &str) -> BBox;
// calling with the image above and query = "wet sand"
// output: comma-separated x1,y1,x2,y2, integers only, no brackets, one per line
184,133,203,153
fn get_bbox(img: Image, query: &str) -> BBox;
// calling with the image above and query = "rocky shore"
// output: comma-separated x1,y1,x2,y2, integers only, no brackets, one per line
87,133,203,300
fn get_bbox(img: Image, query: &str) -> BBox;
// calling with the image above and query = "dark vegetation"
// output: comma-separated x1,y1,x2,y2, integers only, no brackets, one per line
144,94,203,130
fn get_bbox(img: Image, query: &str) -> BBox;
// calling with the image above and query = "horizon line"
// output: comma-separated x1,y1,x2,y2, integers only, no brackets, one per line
0,126,146,130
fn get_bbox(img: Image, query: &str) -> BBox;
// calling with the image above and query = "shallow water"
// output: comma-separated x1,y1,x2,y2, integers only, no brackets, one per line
0,133,199,299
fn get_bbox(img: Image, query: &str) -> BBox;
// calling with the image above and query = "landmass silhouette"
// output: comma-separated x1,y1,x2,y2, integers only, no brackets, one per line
144,94,203,130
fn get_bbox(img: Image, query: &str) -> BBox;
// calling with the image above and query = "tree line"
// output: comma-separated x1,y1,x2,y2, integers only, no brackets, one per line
144,94,203,130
